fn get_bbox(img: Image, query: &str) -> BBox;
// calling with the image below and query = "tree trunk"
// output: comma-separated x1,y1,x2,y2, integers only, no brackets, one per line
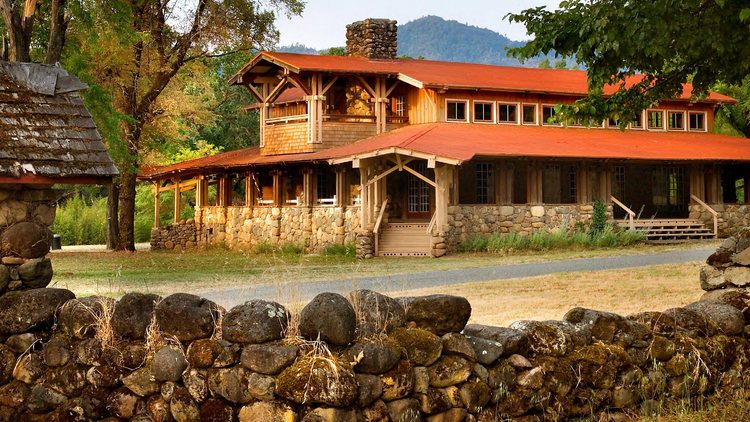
44,0,67,65
118,167,137,251
1,36,7,61
0,0,35,62
106,181,120,250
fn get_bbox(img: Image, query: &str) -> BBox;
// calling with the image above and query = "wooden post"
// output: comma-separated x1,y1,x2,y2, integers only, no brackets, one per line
359,165,370,229
302,168,313,207
153,182,160,228
272,170,282,207
598,165,612,202
435,164,449,231
689,164,706,202
527,163,542,204
245,172,254,207
173,178,181,223
497,161,514,205
335,167,345,207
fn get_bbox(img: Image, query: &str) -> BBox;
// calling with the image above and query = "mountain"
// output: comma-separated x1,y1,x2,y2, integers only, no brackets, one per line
275,16,560,68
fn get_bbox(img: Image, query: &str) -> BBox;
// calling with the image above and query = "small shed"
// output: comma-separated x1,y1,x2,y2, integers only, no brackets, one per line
0,61,118,293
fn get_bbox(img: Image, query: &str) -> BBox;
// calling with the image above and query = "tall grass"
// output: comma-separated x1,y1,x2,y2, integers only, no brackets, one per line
51,194,107,246
459,224,645,253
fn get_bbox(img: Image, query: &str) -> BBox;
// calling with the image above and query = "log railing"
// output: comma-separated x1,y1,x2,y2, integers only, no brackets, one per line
691,195,718,238
265,115,308,125
427,212,437,235
373,198,389,256
611,196,635,231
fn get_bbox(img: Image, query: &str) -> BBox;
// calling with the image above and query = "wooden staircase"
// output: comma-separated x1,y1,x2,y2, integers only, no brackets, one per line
619,218,715,244
377,223,432,257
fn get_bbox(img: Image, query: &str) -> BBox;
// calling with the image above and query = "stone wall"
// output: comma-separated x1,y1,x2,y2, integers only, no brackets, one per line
150,220,198,251
690,203,750,237
346,19,398,59
1,282,750,421
193,206,360,252
0,183,57,294
446,203,611,250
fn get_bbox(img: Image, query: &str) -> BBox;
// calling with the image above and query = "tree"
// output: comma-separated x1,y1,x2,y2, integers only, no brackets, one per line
714,77,750,138
507,1,750,128
554,58,567,70
0,0,68,63
537,57,551,69
65,0,303,251
320,46,345,56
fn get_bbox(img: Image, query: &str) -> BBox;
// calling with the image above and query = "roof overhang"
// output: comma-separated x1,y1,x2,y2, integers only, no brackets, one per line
0,175,112,185
328,146,463,166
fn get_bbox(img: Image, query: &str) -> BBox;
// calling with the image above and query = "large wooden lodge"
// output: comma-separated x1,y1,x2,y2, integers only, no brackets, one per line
139,19,750,257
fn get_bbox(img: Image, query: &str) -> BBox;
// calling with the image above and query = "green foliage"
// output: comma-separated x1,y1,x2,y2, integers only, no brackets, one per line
507,1,750,129
253,240,306,255
714,76,750,138
51,194,107,246
320,47,346,56
459,225,644,253
322,243,356,257
591,199,607,235
538,58,552,69
554,58,567,69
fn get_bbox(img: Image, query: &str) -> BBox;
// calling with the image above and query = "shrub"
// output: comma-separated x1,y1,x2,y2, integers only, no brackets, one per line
591,198,607,234
322,243,356,257
51,194,107,245
279,242,305,255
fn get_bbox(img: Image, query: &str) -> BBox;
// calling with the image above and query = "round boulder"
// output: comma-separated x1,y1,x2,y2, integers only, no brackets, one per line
111,293,161,340
349,289,407,335
222,299,289,344
0,222,52,259
685,300,745,336
155,293,221,342
342,341,400,374
299,292,356,346
0,288,75,334
275,356,359,406
17,257,53,288
508,320,568,357
58,296,116,339
151,346,188,382
391,328,443,366
240,344,298,375
402,295,471,335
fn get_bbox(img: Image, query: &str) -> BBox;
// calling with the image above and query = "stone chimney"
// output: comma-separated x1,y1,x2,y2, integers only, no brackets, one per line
346,19,398,59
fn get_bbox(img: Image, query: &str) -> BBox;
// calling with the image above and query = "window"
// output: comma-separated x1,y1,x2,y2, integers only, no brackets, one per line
668,111,685,130
612,166,625,200
607,118,620,129
542,164,561,203
394,96,405,116
476,163,494,204
648,110,665,130
569,166,577,203
497,103,518,124
631,112,644,129
542,105,560,126
689,112,706,131
522,104,537,124
446,100,468,122
473,102,494,123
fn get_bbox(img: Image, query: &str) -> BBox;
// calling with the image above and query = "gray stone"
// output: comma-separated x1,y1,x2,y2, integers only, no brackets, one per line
0,288,75,334
462,324,528,356
465,336,504,365
238,401,297,422
27,384,68,414
156,293,221,342
152,346,188,382
299,292,357,346
122,367,160,397
223,299,289,344
564,307,625,342
349,289,407,335
247,372,275,401
111,293,160,340
182,368,209,403
509,320,568,356
17,257,53,288
724,266,750,287
356,373,383,407
240,343,298,375
342,341,400,374
685,300,745,336
402,295,472,335
0,265,8,294
171,387,200,422
207,367,254,404
0,222,52,258
43,337,73,368
441,333,476,362
427,355,472,387
59,296,115,339
276,357,359,406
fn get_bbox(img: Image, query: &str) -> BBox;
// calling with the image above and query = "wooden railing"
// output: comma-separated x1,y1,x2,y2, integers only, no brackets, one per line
373,198,389,256
611,196,635,231
691,195,718,238
265,115,308,125
426,212,437,235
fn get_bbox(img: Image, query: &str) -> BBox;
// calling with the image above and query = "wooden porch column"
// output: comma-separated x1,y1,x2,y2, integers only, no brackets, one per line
497,162,514,205
195,175,204,207
335,167,346,207
153,182,160,228
302,168,314,207
306,75,324,144
706,165,721,204
173,178,181,223
435,164,450,231
271,170,282,206
689,164,706,202
577,164,590,204
245,172,254,206
527,163,543,204
597,165,612,201
358,162,372,229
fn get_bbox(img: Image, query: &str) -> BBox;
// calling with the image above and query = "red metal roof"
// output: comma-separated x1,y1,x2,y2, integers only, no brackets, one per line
235,52,735,103
139,124,750,180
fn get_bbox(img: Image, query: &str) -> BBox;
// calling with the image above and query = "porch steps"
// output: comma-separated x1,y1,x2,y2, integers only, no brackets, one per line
377,223,431,257
619,218,715,243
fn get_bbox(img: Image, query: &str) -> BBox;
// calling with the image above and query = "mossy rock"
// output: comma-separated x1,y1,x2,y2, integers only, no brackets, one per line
391,328,442,366
275,356,358,407
380,359,415,401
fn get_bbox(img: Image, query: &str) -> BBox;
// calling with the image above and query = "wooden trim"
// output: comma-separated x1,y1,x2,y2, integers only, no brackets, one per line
321,76,339,95
267,79,289,103
153,183,160,228
356,76,377,97
173,178,181,223
403,164,438,188
287,73,312,96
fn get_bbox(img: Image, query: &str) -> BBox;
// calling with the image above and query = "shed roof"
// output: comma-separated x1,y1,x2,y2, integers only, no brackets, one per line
231,52,736,104
138,123,750,181
0,62,118,184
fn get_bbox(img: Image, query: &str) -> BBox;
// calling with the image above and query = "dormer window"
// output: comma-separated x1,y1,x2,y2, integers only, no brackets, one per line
668,111,685,130
542,105,561,126
446,99,468,122
497,103,518,124
473,101,494,123
648,110,665,130
689,112,706,131
522,104,537,125
631,112,644,129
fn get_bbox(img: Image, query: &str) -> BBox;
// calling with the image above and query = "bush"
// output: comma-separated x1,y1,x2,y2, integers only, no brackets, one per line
51,194,107,245
322,243,356,257
591,198,607,234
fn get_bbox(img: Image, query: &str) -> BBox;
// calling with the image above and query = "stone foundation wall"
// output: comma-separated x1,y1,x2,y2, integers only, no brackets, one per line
2,283,750,421
0,184,57,294
150,219,198,251
690,203,750,237
193,206,360,252
446,203,611,250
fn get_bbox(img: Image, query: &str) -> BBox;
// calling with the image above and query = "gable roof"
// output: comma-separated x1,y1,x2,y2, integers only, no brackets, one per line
0,62,118,184
231,52,736,104
138,123,750,181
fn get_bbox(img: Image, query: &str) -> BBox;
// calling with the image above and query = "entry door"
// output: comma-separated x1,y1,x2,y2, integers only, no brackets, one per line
652,166,687,217
406,162,432,220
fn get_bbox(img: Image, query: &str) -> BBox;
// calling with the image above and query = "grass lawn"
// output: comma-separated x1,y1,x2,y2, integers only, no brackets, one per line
50,240,716,300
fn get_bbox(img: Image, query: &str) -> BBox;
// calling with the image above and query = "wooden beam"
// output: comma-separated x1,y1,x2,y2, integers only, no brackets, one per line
356,76,377,97
385,79,401,97
153,182,160,228
287,73,312,95
321,76,339,95
267,79,289,103
364,164,400,188
244,83,264,103
173,178,181,223
403,165,438,188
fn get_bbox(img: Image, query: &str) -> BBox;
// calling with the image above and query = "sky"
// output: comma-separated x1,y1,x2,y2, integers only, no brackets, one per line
273,0,561,50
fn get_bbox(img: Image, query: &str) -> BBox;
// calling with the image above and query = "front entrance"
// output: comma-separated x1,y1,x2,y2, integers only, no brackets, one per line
406,162,432,220
612,164,689,219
